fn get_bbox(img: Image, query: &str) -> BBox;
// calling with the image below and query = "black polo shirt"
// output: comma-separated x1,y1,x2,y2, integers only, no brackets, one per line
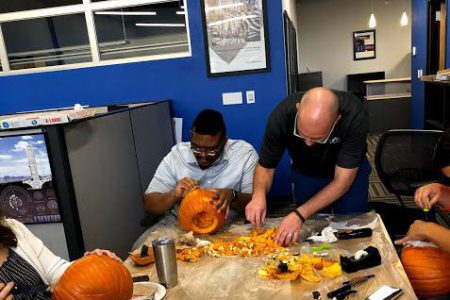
259,90,368,177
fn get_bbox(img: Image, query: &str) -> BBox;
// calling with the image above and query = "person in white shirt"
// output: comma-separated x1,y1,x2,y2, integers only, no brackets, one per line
0,214,120,300
395,130,450,254
144,109,258,218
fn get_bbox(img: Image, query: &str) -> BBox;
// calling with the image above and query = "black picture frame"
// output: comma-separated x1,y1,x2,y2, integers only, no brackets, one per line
353,30,376,60
200,0,271,77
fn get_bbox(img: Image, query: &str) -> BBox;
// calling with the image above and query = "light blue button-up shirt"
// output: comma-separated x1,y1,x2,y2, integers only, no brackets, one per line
146,139,258,214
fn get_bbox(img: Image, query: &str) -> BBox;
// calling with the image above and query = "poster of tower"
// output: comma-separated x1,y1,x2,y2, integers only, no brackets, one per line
202,0,270,76
0,134,61,223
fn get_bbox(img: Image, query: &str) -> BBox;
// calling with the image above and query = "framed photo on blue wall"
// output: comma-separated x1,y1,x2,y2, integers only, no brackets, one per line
353,30,376,60
201,0,271,77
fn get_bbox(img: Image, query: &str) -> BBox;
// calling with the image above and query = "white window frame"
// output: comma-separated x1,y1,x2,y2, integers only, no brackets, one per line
0,0,191,76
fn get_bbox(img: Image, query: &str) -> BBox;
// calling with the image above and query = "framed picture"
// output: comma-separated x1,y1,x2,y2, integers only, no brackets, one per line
353,30,376,60
201,0,270,77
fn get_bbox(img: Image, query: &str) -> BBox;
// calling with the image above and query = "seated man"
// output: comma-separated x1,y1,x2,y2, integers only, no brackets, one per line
396,130,450,254
144,109,258,218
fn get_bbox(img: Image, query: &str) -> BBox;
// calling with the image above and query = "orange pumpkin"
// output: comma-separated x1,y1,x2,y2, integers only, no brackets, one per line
52,255,133,300
130,245,155,266
401,246,450,298
178,189,226,234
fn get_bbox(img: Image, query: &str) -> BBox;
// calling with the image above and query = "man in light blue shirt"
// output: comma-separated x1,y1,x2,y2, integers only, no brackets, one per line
144,109,258,217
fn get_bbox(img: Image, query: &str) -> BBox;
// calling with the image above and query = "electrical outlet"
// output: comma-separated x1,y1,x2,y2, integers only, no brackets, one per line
418,69,423,79
222,92,243,105
246,90,255,104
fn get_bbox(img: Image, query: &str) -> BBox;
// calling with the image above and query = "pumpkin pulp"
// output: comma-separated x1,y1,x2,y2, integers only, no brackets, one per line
178,189,226,234
192,212,219,234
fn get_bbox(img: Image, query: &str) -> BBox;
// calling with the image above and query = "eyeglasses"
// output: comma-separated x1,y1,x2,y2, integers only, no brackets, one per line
191,141,224,157
293,112,337,144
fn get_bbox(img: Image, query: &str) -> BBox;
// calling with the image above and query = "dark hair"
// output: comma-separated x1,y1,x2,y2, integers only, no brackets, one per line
191,109,226,137
435,129,450,169
0,210,17,248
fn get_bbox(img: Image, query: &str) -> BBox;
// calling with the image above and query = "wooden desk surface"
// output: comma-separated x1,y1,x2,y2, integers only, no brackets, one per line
125,213,417,300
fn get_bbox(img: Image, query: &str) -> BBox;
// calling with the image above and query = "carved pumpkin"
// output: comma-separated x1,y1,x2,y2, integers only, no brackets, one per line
178,189,226,234
52,255,133,300
401,246,450,298
130,245,155,266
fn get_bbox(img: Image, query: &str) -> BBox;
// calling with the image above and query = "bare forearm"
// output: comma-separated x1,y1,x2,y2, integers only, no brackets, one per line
298,179,351,218
424,223,450,254
253,164,275,197
144,192,178,214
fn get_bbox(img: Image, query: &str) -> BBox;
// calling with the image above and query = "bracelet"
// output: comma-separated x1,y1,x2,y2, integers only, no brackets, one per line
292,209,306,223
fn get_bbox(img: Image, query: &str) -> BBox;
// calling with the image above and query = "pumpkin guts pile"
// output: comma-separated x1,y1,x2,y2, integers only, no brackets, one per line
175,228,342,283
132,189,342,284
258,251,342,282
205,228,283,257
175,228,282,263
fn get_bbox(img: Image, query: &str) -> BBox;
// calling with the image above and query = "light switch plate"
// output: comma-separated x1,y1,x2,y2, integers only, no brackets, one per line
222,92,243,105
412,46,416,56
246,90,255,104
418,69,423,79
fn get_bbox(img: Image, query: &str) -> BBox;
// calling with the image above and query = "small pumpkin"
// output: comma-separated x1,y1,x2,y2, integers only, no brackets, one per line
130,245,155,266
178,189,226,234
401,246,450,298
52,255,133,300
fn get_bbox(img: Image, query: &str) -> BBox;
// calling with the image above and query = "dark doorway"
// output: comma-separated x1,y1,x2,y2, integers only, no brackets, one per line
427,0,447,74
283,11,299,95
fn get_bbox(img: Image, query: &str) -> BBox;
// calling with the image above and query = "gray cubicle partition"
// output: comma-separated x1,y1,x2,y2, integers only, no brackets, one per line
130,102,175,192
62,101,174,259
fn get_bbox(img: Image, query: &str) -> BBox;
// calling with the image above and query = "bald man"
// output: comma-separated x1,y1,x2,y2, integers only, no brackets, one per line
246,88,370,246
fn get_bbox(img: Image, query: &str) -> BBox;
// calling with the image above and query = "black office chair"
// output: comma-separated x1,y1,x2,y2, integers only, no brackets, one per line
374,129,444,208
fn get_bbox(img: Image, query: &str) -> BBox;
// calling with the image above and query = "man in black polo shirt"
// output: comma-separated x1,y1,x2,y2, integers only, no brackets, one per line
245,87,370,246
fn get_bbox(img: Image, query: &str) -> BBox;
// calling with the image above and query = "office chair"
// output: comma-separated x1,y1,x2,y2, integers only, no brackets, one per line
374,129,443,208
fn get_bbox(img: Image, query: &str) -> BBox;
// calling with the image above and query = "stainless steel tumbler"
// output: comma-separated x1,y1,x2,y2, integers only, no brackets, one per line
152,237,178,288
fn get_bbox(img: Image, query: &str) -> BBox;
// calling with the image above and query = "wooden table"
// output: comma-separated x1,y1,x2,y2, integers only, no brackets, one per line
126,213,417,299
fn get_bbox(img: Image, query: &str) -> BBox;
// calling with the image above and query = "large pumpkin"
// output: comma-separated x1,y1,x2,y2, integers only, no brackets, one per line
401,246,450,298
178,189,226,234
52,255,133,300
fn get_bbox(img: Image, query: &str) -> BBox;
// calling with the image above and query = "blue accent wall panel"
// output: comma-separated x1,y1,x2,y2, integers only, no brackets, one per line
411,0,427,129
0,1,291,195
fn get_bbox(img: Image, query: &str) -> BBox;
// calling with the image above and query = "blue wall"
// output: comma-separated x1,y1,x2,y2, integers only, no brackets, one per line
411,0,450,128
0,1,291,195
411,0,427,129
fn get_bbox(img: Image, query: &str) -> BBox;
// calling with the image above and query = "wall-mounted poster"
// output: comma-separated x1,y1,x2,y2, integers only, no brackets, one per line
201,0,270,77
353,30,376,60
0,133,61,224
